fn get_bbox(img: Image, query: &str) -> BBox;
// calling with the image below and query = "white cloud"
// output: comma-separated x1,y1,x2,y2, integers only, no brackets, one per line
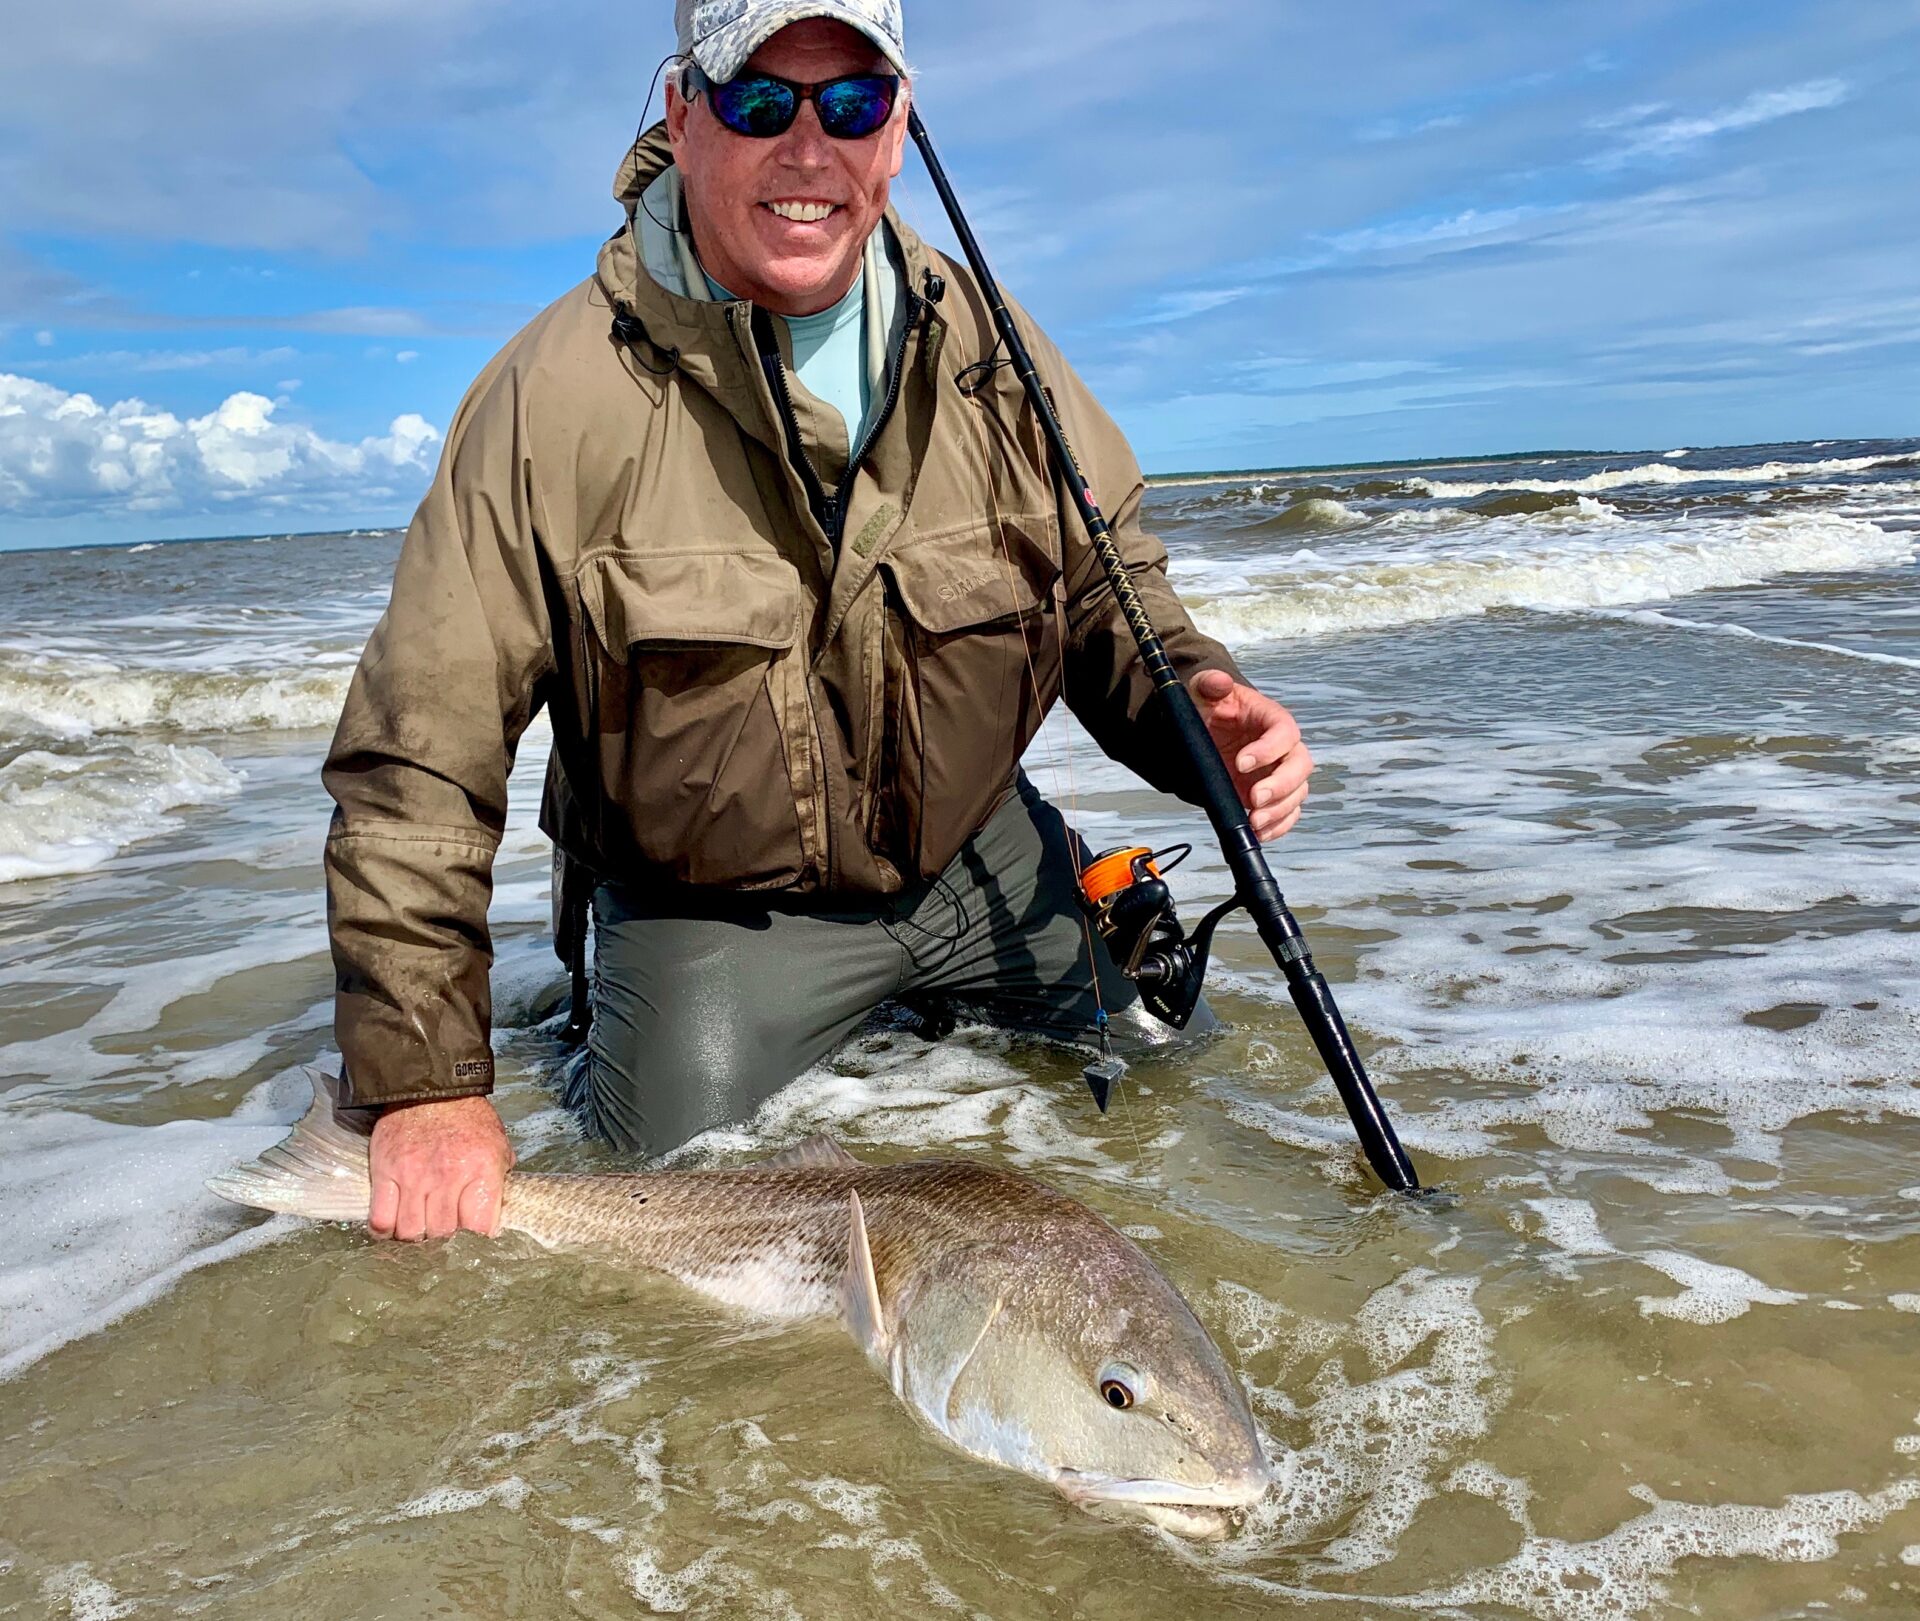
1320,203,1573,258
1587,101,1668,132
1131,286,1253,325
1223,356,1450,389
0,373,439,520
395,350,419,364
34,331,54,348
1357,111,1467,144
297,307,438,337
1591,79,1851,168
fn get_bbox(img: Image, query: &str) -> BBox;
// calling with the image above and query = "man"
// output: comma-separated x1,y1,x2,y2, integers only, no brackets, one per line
324,0,1313,1243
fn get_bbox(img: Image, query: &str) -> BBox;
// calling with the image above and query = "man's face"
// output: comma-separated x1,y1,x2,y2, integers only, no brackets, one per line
667,19,910,317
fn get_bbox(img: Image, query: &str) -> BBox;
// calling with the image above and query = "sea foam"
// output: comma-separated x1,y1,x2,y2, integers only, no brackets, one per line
0,741,242,884
1207,1271,1504,1576
1634,1251,1806,1325
1581,606,1920,670
0,1088,303,1379
1211,721,1920,1202
1429,1481,1920,1621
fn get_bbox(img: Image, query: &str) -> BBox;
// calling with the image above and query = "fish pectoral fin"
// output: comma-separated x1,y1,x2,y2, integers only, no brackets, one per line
840,1190,891,1361
765,1135,862,1171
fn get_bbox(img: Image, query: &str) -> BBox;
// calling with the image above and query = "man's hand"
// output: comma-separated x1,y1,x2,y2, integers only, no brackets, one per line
1189,669,1313,842
368,1095,514,1242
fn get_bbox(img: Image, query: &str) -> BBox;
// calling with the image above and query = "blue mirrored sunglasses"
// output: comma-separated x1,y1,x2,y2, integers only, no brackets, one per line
685,63,900,141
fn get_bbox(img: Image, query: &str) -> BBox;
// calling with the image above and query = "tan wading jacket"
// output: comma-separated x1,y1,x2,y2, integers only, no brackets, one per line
323,127,1244,1108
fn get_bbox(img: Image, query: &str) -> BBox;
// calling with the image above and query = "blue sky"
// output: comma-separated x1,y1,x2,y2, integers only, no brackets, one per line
1,0,1915,548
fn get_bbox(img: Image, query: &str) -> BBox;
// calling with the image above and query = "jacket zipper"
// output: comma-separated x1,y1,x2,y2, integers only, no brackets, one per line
831,288,920,537
839,295,922,870
753,291,922,547
735,292,925,888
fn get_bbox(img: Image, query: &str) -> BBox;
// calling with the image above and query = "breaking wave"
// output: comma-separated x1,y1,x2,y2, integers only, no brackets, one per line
1468,490,1589,518
1413,452,1903,500
0,652,351,743
1235,497,1366,536
1165,478,1423,517
1183,513,1915,644
0,742,243,884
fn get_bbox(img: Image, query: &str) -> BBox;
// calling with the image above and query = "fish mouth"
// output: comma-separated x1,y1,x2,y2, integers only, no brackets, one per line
1053,1469,1271,1541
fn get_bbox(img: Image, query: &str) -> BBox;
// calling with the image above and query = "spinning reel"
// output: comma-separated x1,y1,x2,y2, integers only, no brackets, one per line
1074,844,1241,1111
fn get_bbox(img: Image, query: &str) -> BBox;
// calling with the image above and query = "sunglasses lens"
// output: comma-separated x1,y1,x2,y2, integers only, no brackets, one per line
816,76,896,138
713,76,798,137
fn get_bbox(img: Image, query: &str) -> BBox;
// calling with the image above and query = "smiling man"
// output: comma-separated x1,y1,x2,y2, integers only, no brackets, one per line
323,0,1314,1242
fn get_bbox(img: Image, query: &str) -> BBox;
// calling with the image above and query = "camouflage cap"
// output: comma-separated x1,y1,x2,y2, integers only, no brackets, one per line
675,0,908,84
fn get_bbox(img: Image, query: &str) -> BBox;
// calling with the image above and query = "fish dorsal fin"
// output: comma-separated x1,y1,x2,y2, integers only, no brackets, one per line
841,1190,890,1361
765,1135,861,1171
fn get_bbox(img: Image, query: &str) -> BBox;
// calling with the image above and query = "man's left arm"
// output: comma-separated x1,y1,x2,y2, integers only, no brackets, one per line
1036,338,1312,841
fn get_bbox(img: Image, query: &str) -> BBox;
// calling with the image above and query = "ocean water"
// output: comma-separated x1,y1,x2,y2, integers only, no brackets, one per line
1,439,1917,1618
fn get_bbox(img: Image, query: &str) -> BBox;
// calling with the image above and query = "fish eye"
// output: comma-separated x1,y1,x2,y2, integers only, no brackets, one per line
1097,1362,1147,1411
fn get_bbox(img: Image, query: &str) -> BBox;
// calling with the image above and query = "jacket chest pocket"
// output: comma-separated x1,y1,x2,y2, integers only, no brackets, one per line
877,515,1063,879
577,549,809,888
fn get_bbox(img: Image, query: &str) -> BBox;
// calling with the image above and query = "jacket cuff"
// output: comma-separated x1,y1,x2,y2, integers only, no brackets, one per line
357,1087,496,1112
340,1056,497,1111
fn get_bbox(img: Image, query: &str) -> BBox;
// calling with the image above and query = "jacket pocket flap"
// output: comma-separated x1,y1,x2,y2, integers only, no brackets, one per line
883,522,1059,636
582,550,801,652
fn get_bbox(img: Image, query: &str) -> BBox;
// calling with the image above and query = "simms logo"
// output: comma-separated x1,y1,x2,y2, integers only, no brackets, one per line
452,1059,494,1082
937,568,997,604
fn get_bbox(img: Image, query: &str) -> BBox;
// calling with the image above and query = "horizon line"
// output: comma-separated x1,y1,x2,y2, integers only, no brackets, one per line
1,432,1913,555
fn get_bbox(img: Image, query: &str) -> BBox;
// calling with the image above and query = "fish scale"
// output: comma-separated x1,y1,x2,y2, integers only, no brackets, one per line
208,1071,1273,1538
501,1160,1096,1317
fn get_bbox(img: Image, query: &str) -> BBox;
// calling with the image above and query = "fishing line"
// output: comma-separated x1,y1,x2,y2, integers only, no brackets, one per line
957,341,1143,1144
624,67,1142,1147
911,107,1421,1190
881,873,970,953
950,313,1090,828
956,338,1086,879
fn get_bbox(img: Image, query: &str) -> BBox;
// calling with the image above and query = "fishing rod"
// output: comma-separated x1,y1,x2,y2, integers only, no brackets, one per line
908,108,1421,1194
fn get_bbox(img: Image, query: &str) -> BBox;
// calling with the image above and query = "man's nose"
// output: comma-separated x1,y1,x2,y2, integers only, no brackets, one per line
776,99,833,166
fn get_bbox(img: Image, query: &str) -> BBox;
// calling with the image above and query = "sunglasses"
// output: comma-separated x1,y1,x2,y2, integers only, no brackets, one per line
684,63,900,141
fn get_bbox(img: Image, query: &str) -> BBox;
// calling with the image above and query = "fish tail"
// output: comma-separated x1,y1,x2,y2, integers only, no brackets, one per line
206,1068,373,1222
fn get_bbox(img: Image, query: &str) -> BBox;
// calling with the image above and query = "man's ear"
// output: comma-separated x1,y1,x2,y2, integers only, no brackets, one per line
665,79,690,149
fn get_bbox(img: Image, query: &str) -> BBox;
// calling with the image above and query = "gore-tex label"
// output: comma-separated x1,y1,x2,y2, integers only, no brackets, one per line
452,1059,494,1082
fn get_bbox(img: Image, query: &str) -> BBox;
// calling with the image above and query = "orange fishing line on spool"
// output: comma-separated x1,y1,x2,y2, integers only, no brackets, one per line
1078,846,1158,907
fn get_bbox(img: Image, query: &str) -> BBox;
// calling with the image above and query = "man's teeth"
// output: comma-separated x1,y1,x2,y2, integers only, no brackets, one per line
765,201,838,223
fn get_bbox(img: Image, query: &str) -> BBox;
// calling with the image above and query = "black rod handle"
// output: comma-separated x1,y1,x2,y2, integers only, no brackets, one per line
908,108,1420,1193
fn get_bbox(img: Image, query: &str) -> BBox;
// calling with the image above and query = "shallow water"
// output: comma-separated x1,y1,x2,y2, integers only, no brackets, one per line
3,440,1918,1618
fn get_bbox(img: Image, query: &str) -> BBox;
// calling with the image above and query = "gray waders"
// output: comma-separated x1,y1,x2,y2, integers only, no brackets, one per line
552,775,1215,1155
